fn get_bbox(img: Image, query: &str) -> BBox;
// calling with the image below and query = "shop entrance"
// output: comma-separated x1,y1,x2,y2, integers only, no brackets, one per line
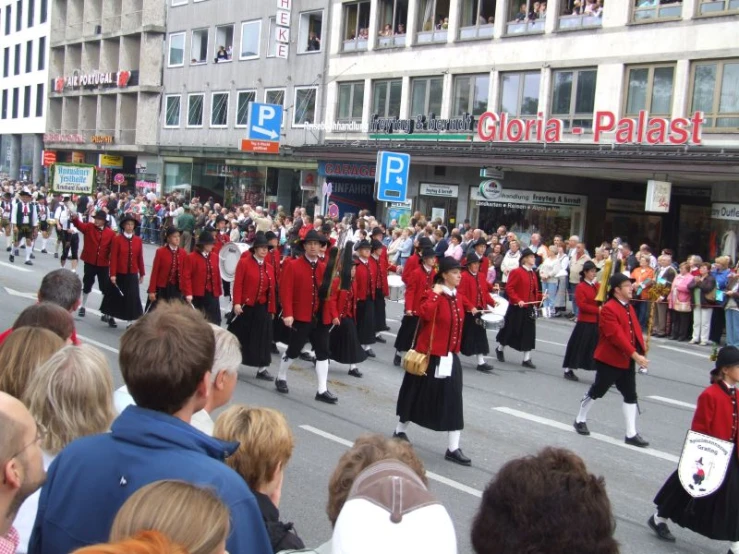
419,196,458,226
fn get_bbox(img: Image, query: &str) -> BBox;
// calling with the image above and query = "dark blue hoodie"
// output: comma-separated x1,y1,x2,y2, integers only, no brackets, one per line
28,406,272,554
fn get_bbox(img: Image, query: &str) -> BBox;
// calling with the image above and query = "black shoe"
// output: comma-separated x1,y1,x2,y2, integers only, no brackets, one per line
41,249,48,254
564,370,579,382
54,252,59,258
299,352,316,363
256,369,273,381
101,314,109,322
648,515,676,542
383,325,391,331
375,335,387,343
8,254,13,263
495,348,505,362
625,434,649,448
522,359,536,369
30,253,35,259
271,343,280,355
315,390,338,404
476,363,493,373
394,354,402,367
24,260,32,266
348,367,363,378
108,318,118,328
445,449,472,466
78,307,86,317
4,246,9,252
275,379,289,393
573,421,590,436
20,244,25,249
365,348,376,358
392,432,410,443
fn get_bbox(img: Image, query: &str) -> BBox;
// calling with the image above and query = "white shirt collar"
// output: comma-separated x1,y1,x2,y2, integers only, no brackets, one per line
123,232,133,239
441,285,457,297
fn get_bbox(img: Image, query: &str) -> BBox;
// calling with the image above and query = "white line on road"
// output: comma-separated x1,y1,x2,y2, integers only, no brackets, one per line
4,287,37,299
493,407,679,464
0,262,32,272
658,345,708,358
380,331,398,338
386,318,400,323
76,334,120,354
299,424,483,498
536,339,566,347
647,396,696,410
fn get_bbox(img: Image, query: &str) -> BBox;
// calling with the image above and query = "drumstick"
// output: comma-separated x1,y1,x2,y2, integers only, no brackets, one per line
113,284,125,297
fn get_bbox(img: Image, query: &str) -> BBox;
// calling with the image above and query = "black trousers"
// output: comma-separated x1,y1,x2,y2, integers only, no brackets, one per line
285,320,330,361
587,360,637,404
82,262,111,296
61,233,79,261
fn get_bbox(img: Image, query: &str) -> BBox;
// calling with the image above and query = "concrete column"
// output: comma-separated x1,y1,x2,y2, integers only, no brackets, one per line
672,59,691,120
545,0,560,32
9,134,21,180
493,0,507,38
367,0,379,50
33,134,43,184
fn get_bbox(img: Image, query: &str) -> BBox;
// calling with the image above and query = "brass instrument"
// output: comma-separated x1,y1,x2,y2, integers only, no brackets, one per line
595,257,613,303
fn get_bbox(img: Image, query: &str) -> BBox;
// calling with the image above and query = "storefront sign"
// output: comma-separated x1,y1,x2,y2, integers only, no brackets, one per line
645,180,672,213
275,0,291,59
319,161,375,180
53,70,132,92
99,154,123,168
370,113,475,135
204,163,263,179
136,180,158,192
387,201,412,227
420,183,458,198
51,163,96,194
41,151,56,167
711,203,739,221
328,180,375,218
44,133,85,144
606,198,645,213
431,207,446,222
91,135,114,145
300,170,317,190
472,187,585,209
479,180,503,200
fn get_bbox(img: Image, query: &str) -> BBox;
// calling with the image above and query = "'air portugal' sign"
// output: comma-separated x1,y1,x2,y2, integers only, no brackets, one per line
478,111,704,145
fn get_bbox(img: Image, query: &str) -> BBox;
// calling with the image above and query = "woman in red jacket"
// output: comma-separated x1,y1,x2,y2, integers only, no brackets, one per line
353,240,377,357
458,252,496,373
394,256,471,467
648,346,739,551
145,226,187,312
182,231,222,325
562,261,600,382
329,246,367,378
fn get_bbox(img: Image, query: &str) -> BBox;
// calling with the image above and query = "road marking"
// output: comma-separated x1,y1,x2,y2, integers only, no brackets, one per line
300,424,483,498
387,318,400,323
658,345,708,358
0,262,32,273
493,407,679,464
647,396,696,410
380,331,398,338
536,339,566,347
4,287,37,300
76,334,120,354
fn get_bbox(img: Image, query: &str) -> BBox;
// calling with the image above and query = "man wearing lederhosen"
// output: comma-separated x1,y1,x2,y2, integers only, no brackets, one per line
73,209,116,319
0,191,13,253
55,195,79,273
9,188,38,265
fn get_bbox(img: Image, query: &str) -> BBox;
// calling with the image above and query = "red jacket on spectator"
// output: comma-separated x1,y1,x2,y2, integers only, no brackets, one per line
458,268,495,312
232,252,276,313
414,290,464,357
110,235,145,277
148,246,187,293
405,265,437,314
354,258,377,301
575,281,600,324
505,267,540,305
73,217,115,267
182,251,222,298
593,297,645,369
280,255,325,323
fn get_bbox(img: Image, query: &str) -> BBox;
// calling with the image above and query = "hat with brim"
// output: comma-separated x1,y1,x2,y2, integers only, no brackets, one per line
20,188,32,197
164,226,180,237
197,231,215,246
473,238,487,248
183,204,191,210
252,232,269,249
580,260,597,279
370,227,384,237
371,239,384,252
93,210,108,221
215,215,226,224
466,252,483,265
265,231,277,242
417,237,433,250
438,256,462,275
119,214,138,227
354,239,372,252
712,346,739,377
519,248,536,263
2,191,11,198
609,272,635,291
421,247,437,260
299,229,329,246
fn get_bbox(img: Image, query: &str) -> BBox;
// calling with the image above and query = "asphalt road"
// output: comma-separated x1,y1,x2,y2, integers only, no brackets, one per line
0,241,726,554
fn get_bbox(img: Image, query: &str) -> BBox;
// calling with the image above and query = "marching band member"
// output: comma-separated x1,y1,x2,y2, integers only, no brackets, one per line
370,236,397,345
562,260,600,382
463,237,490,278
458,252,496,373
1,190,13,252
34,196,50,254
9,188,38,265
182,231,223,325
394,256,471,466
329,246,367,378
354,239,378,358
266,230,283,355
146,226,187,311
56,196,79,273
401,236,434,286
73,209,115,318
101,214,145,328
213,215,232,300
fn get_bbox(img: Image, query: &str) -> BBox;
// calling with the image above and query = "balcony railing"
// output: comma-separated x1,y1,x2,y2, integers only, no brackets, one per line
506,19,545,34
459,23,495,39
377,34,407,48
633,2,682,20
558,13,603,29
342,37,369,52
416,28,448,43
699,0,739,13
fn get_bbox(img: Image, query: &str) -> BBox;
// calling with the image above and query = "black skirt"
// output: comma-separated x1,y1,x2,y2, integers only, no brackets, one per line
496,305,536,352
394,315,419,352
193,291,221,325
562,321,599,370
355,299,376,345
374,288,387,332
144,284,183,314
228,302,273,367
101,273,143,321
329,318,368,365
654,452,739,541
461,312,490,356
396,353,464,432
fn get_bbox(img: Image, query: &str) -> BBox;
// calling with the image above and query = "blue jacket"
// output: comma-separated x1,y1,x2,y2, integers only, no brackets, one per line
28,406,272,554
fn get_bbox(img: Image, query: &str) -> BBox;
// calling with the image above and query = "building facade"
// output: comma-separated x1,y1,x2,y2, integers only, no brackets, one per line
0,0,51,181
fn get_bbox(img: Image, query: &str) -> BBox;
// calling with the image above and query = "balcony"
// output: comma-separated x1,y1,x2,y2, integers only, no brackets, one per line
506,19,545,34
416,28,448,43
459,23,495,39
377,34,407,48
342,37,369,52
558,13,603,30
699,0,739,13
633,1,682,20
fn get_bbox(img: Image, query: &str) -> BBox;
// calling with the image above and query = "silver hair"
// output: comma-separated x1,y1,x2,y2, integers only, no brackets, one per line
209,324,240,381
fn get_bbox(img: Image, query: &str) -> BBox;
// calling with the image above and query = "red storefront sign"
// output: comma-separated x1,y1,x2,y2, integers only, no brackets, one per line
42,151,57,167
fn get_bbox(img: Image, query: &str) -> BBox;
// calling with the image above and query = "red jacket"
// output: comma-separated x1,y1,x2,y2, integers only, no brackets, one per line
233,252,277,313
354,258,377,301
692,381,739,448
280,256,325,323
372,248,397,297
148,246,187,293
414,290,465,356
402,253,423,285
575,281,600,324
181,251,222,298
505,267,540,305
405,265,437,313
458,268,495,312
213,231,231,258
74,217,116,267
110,235,145,277
267,248,282,282
593,297,645,369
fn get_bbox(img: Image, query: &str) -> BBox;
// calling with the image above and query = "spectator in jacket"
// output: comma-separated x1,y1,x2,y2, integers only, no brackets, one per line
27,302,272,554
631,254,655,329
653,255,677,337
619,243,639,274
710,256,732,344
445,234,464,261
688,262,717,345
568,242,591,320
669,262,693,342
500,240,521,286
725,268,739,347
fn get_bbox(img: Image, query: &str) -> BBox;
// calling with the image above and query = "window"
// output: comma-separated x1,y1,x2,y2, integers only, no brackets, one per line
298,10,323,53
37,36,45,70
342,1,370,51
267,17,278,57
15,0,21,31
3,48,8,77
164,94,181,127
22,85,30,117
558,0,603,30
12,87,19,118
499,71,541,117
507,0,546,34
35,83,43,117
27,0,34,27
551,68,597,131
632,0,682,21
698,0,739,15
459,0,496,39
410,77,443,117
417,0,451,43
1,90,7,119
14,44,20,75
190,28,208,64
625,64,674,116
210,92,229,127
235,90,256,127
265,88,285,127
452,74,490,116
377,0,408,47
187,93,204,127
337,82,364,123
171,0,187,5
4,5,10,35
691,60,739,130
168,32,185,67
25,40,32,72
40,0,47,23
372,79,402,118
240,20,261,60
214,25,234,62
293,87,317,127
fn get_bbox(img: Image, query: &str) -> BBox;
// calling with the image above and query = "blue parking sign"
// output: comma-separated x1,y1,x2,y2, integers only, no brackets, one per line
247,102,283,142
376,151,410,203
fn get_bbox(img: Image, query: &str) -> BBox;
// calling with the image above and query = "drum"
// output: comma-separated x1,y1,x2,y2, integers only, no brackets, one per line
480,313,505,331
490,294,508,316
219,242,250,282
388,274,405,302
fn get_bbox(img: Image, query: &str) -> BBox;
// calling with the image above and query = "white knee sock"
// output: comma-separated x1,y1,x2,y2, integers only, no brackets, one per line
729,541,739,554
362,344,371,351
82,293,89,308
476,354,486,365
257,366,267,374
350,364,357,370
41,237,48,250
576,394,595,423
653,512,668,525
448,430,461,452
25,243,32,262
301,344,312,354
315,359,329,394
623,402,638,438
523,351,531,361
278,355,292,381
395,421,409,434
496,344,504,352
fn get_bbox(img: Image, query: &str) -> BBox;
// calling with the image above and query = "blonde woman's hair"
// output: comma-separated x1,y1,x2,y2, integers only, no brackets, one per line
214,404,294,491
72,531,189,554
209,324,241,381
23,344,115,454
716,256,731,269
0,327,65,400
110,480,230,554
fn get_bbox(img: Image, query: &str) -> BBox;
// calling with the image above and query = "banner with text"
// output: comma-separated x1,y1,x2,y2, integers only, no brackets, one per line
51,163,96,195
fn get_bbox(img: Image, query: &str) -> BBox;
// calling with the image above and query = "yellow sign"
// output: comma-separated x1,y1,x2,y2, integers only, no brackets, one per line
91,135,114,144
71,152,85,163
99,154,123,168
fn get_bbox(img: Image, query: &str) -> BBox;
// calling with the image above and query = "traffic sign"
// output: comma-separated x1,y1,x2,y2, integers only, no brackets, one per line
247,102,282,140
113,173,125,185
328,202,339,219
375,151,410,203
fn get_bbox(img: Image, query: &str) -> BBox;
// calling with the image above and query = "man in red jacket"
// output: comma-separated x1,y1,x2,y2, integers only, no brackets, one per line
574,272,650,447
73,210,116,318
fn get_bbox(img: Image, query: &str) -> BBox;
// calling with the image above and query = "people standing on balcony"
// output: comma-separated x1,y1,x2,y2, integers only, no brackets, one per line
515,3,528,20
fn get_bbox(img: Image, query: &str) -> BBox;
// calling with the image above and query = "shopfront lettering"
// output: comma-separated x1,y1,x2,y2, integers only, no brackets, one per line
472,186,584,208
370,113,475,134
44,133,86,144
478,112,563,143
331,182,373,195
320,162,376,179
53,70,132,93
712,203,739,222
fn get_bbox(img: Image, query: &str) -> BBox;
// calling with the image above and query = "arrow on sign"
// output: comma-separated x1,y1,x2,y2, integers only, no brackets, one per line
252,126,279,140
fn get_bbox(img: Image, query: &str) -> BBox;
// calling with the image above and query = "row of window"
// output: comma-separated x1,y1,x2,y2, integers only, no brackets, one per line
0,83,45,120
2,0,48,35
2,36,46,78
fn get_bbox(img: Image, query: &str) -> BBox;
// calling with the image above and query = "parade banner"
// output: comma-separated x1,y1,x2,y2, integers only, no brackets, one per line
678,430,733,498
50,163,96,195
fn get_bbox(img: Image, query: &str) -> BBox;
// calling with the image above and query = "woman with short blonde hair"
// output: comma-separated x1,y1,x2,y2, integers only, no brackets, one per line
0,327,65,399
72,531,189,554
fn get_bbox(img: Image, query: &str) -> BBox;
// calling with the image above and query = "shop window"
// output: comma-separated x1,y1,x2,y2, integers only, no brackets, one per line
27,0,34,27
172,0,186,6
25,40,31,73
372,79,402,118
240,20,261,60
691,59,739,131
417,0,451,43
452,74,490,116
298,10,323,53
14,44,20,75
235,90,256,127
698,0,739,15
3,47,9,78
265,88,285,128
35,83,43,117
168,32,185,67
293,86,317,127
214,25,234,62
187,93,204,127
499,71,541,118
267,17,278,57
337,81,365,124
410,76,443,117
211,92,229,127
342,1,370,52
558,0,602,30
632,0,682,21
625,64,674,116
190,28,208,64
377,0,407,48
551,68,597,131
164,94,181,127
459,0,496,39
1,90,7,119
507,0,546,35
23,85,30,117
37,37,45,70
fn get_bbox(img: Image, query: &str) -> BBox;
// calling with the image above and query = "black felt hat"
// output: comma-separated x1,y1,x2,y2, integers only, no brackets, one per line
712,346,739,377
93,210,108,221
354,239,372,251
197,230,215,245
299,229,329,246
580,260,597,279
371,239,384,251
252,232,269,249
421,247,437,260
119,213,138,227
164,226,180,237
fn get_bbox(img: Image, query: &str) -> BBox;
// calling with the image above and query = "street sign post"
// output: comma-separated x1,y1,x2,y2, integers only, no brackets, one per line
241,102,283,153
375,151,410,203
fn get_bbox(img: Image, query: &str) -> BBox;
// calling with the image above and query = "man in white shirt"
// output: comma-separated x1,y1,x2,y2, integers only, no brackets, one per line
55,196,79,273
10,189,38,265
